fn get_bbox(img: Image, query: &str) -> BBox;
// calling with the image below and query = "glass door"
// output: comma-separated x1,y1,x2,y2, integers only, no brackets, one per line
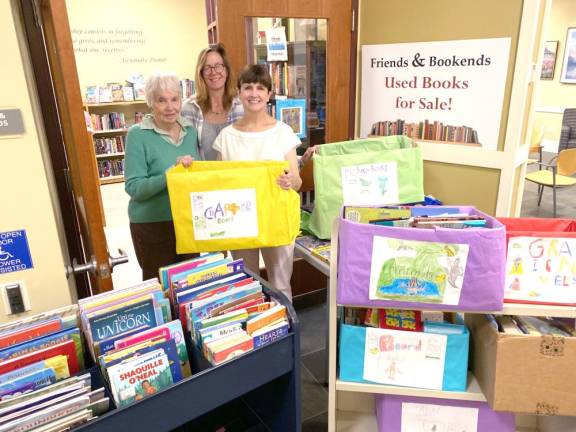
246,18,327,153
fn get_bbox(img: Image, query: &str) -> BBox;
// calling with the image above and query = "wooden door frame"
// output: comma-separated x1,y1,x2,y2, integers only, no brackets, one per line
216,0,356,143
18,0,113,295
19,0,90,298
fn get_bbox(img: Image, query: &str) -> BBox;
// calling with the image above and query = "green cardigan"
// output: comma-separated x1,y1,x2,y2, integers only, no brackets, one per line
124,123,199,223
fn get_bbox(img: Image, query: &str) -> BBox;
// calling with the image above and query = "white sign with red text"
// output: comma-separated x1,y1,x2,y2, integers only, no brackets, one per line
360,38,511,150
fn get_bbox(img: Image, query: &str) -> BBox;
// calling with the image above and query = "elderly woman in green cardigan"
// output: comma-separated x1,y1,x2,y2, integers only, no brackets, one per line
125,72,200,280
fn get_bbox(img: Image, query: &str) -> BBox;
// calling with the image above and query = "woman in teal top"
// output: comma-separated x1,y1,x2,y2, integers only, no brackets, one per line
125,72,200,280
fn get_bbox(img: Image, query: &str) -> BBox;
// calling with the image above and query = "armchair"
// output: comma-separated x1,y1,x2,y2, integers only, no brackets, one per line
525,148,576,217
559,108,576,151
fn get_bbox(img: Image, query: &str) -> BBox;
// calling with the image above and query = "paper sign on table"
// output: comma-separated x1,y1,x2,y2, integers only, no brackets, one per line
401,402,479,432
505,236,576,305
363,327,447,390
369,236,469,304
341,162,399,206
191,189,258,240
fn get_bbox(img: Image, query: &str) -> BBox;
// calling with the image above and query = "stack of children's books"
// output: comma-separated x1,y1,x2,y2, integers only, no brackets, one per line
78,279,190,408
344,307,448,330
0,305,109,430
488,314,575,336
159,253,291,366
295,235,331,264
343,206,487,229
0,371,108,431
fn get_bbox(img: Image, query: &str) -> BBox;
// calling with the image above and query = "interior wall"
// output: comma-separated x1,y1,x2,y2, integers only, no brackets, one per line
534,0,576,144
66,0,209,98
358,0,524,214
423,163,501,212
0,0,75,323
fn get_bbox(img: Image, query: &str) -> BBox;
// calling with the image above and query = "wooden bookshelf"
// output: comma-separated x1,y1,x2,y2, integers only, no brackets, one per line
96,152,124,159
86,101,147,108
92,128,128,136
87,101,145,185
99,175,124,185
249,39,327,148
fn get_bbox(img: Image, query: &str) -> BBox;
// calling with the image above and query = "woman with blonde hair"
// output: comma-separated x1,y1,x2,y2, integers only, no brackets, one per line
182,43,243,160
125,71,199,280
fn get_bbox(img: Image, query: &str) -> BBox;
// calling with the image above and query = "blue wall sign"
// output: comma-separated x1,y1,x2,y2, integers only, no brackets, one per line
0,230,33,274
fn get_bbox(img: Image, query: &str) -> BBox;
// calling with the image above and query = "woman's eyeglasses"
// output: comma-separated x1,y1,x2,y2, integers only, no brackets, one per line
202,63,225,75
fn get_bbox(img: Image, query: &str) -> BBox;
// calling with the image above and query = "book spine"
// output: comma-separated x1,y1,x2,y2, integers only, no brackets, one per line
253,323,289,349
0,320,62,350
211,338,253,365
246,307,287,334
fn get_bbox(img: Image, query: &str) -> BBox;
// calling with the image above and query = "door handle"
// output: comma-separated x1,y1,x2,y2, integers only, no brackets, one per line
109,248,129,269
65,255,97,279
65,249,128,279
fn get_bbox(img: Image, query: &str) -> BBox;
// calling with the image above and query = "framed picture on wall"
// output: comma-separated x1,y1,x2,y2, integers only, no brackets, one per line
540,40,558,80
560,27,576,83
276,98,307,139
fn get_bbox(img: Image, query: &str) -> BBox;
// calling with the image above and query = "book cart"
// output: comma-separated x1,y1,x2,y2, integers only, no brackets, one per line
326,218,576,432
86,101,148,185
75,283,301,432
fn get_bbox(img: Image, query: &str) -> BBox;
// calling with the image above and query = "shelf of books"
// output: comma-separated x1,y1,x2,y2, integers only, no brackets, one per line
0,254,300,431
369,120,481,147
247,24,327,149
99,175,124,186
85,78,194,186
87,101,143,186
327,207,576,431
96,152,124,159
91,128,129,136
334,301,576,319
86,101,148,108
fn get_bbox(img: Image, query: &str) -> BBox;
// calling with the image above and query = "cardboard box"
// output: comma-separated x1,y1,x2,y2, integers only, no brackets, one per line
466,314,576,415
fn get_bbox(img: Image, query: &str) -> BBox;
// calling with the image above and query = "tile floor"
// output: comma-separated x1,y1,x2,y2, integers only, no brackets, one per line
100,182,142,289
99,154,575,431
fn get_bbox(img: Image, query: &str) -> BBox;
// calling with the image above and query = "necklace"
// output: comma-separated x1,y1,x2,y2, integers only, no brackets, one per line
209,109,224,115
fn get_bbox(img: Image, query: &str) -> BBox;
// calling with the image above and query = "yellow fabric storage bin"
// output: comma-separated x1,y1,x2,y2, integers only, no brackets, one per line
166,161,301,253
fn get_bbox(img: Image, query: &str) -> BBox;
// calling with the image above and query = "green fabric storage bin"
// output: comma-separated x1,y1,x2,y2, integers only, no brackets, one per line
308,136,424,239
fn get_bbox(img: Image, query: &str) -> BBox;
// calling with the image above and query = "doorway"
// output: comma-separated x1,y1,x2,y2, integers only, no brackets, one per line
520,0,576,219
67,0,212,289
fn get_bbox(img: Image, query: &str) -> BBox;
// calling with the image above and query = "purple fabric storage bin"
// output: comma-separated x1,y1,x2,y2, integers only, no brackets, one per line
337,206,506,311
375,394,515,432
